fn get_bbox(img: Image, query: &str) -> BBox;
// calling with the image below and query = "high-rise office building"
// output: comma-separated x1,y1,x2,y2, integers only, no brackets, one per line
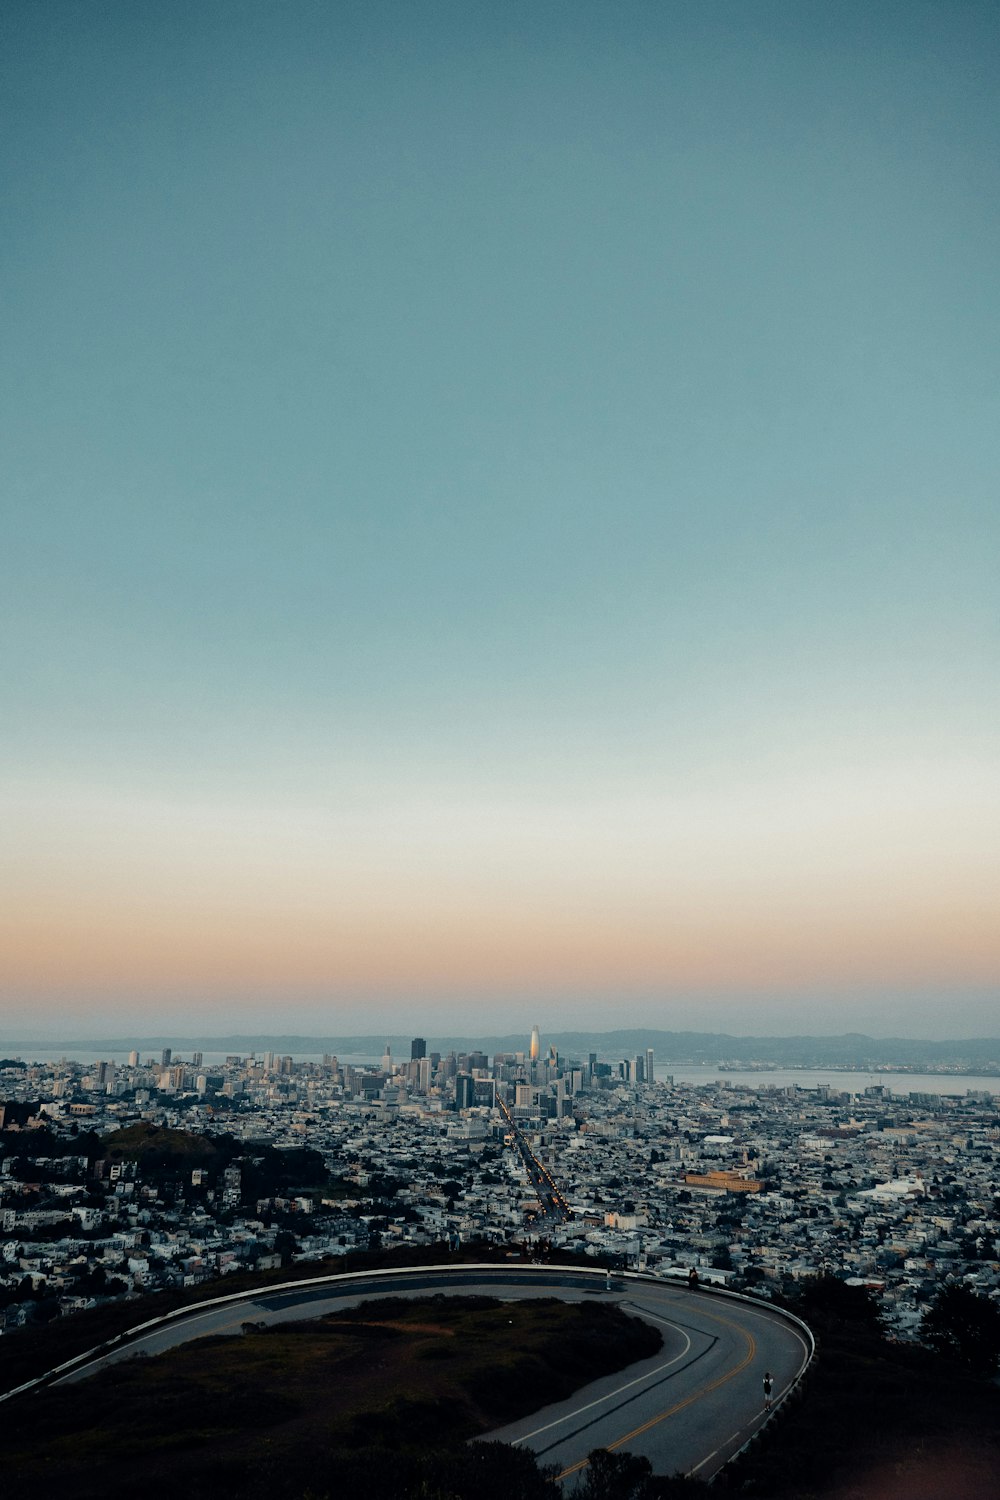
646,1047,655,1086
530,1026,540,1062
455,1073,475,1110
161,1047,172,1068
411,1037,426,1061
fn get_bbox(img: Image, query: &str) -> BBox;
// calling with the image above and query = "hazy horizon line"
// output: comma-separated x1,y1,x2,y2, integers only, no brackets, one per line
5,1026,1000,1050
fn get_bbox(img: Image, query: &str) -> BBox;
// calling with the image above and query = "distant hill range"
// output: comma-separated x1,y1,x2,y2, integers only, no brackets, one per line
6,1029,1000,1071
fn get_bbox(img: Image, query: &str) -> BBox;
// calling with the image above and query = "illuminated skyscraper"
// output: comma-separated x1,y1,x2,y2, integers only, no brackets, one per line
529,1025,540,1063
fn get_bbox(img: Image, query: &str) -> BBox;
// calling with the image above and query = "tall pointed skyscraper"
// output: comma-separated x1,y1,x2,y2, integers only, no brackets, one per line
530,1025,540,1063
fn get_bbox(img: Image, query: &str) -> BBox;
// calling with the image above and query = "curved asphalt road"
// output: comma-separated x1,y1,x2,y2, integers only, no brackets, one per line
53,1266,810,1484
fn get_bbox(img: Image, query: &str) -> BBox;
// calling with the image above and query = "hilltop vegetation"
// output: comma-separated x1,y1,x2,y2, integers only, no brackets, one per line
2,1296,662,1500
98,1122,328,1192
0,1119,328,1194
101,1122,226,1164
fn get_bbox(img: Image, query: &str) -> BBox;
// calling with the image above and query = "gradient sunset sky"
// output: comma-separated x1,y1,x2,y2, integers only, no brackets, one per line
3,1,998,1042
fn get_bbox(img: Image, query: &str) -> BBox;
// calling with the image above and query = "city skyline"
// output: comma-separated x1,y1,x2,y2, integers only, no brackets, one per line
3,2,998,1042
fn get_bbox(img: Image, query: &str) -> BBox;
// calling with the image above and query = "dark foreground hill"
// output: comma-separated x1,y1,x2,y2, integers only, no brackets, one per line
2,1296,663,1500
4,1275,1000,1497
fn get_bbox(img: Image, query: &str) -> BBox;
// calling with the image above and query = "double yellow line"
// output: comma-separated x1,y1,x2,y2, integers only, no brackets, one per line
556,1306,757,1481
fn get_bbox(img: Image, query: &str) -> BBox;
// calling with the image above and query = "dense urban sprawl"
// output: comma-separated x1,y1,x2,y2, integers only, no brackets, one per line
1,1036,998,1342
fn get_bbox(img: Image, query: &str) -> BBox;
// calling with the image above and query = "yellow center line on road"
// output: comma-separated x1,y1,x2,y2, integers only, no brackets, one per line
556,1305,757,1482
513,1314,693,1446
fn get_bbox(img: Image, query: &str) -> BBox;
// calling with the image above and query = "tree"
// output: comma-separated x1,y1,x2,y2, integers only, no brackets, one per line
794,1273,885,1334
422,1440,560,1499
920,1284,1000,1376
273,1229,298,1266
578,1449,654,1500
577,1449,706,1498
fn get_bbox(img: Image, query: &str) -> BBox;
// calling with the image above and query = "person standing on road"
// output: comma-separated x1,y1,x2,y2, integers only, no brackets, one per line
762,1371,773,1410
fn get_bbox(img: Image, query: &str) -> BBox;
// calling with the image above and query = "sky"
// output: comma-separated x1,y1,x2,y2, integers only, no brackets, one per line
2,1,998,1042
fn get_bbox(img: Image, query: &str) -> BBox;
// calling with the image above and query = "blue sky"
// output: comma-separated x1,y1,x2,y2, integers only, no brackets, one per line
2,1,998,1039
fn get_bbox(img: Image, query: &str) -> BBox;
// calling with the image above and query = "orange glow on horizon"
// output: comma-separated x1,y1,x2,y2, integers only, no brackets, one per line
2,877,996,1001
3,761,997,1018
